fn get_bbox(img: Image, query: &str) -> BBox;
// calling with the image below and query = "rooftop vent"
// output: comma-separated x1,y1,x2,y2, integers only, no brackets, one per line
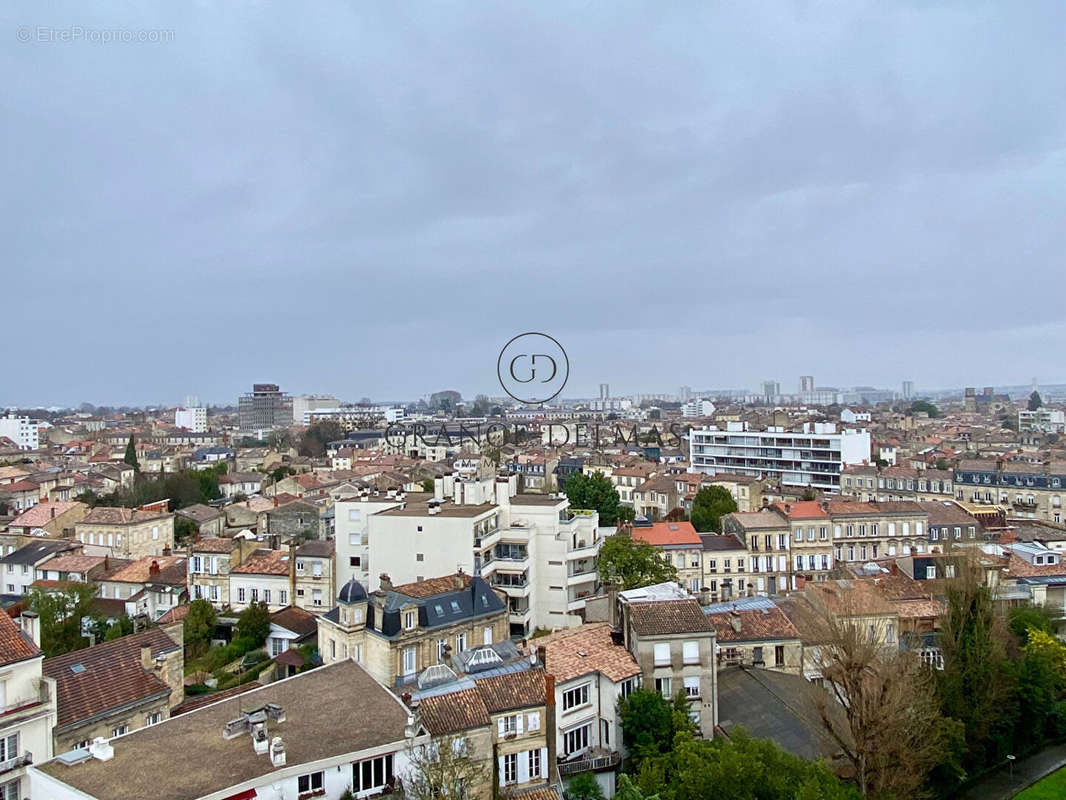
89,737,113,762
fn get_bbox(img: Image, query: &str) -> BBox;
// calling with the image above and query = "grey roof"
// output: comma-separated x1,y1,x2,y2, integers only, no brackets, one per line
0,540,78,566
716,667,848,762
338,578,368,604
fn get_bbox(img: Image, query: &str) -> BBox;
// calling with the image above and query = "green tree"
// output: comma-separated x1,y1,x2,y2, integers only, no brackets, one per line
124,434,139,472
175,515,198,543
470,394,491,417
563,772,605,800
690,485,737,533
103,615,135,641
236,602,271,646
598,534,678,590
421,478,434,492
1029,390,1043,411
1008,604,1055,642
908,400,939,418
935,458,951,471
614,775,659,800
185,598,218,656
297,421,345,458
23,583,99,656
618,689,695,767
663,730,861,800
563,471,621,526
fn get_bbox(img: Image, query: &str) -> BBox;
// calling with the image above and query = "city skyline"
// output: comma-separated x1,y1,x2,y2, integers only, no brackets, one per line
3,2,1065,405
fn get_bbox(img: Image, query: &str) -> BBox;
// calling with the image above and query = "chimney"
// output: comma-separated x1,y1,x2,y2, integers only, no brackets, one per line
51,506,56,519
149,560,160,576
784,503,791,514
379,573,393,592
454,570,465,589
269,737,286,768
795,575,807,590
20,611,40,648
89,737,114,762
545,673,555,706
273,497,279,508
536,645,547,667
140,644,152,670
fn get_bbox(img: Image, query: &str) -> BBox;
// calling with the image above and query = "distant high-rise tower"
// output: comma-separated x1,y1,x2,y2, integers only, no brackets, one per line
761,381,780,401
184,395,200,409
799,376,815,394
238,383,293,435
599,383,610,401
679,385,693,402
902,381,914,400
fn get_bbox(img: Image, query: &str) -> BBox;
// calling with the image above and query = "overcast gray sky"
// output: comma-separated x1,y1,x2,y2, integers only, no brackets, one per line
3,2,1064,407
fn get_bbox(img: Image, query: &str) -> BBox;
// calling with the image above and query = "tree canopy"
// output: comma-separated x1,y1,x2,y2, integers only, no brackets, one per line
185,598,218,657
23,583,99,656
236,602,271,647
123,434,139,472
690,485,737,533
563,471,622,526
598,534,678,590
908,400,939,418
1029,390,1044,411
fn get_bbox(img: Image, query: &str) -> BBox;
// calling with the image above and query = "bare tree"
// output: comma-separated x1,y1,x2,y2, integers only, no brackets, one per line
400,735,488,800
808,591,953,799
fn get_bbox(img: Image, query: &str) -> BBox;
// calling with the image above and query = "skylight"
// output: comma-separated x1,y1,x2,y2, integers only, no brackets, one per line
71,664,86,674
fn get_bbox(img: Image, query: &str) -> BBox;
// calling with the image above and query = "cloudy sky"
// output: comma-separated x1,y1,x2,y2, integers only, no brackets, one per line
3,2,1064,407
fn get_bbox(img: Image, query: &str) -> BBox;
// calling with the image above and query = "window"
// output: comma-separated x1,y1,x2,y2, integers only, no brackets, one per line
271,638,284,657
527,711,540,731
794,529,803,542
683,641,699,664
111,725,128,737
456,633,467,652
819,526,828,540
564,723,591,755
403,646,416,676
279,589,287,605
404,611,416,630
263,589,271,604
237,587,246,603
707,558,717,573
500,714,519,735
250,588,259,602
653,643,670,666
683,675,700,698
353,755,394,795
500,752,518,785
562,683,590,710
753,646,764,664
528,748,542,779
655,677,672,697
152,526,159,540
298,771,324,796
926,566,936,579
0,733,18,761
146,712,162,726
312,561,323,577
775,645,785,666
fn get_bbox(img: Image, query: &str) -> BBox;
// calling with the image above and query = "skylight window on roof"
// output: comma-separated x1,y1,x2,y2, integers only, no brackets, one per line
434,604,444,617
450,601,461,613
71,664,86,674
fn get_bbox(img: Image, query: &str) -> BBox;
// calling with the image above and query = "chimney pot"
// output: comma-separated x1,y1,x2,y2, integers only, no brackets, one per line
140,644,152,670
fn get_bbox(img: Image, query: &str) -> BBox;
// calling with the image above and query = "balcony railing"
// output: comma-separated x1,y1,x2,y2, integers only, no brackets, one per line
0,752,32,775
558,748,620,775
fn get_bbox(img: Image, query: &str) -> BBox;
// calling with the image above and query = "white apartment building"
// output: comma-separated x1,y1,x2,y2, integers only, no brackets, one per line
335,474,602,638
0,415,38,450
1019,408,1066,433
174,407,207,433
291,394,339,425
681,399,716,418
689,422,871,492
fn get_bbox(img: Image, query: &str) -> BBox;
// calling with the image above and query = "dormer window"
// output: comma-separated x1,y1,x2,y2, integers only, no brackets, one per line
404,610,416,630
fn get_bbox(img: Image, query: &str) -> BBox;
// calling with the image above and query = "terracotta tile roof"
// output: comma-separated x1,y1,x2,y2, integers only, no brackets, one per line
1006,553,1066,578
190,537,236,554
44,628,178,729
706,605,801,643
893,598,946,619
917,501,979,526
0,610,40,667
157,605,190,624
538,623,640,683
1,480,39,492
231,549,290,576
474,668,547,713
106,555,187,585
8,501,84,528
628,599,715,636
699,533,747,552
270,606,318,638
773,501,828,519
418,687,491,735
80,507,171,525
632,521,701,547
506,788,559,800
807,580,897,616
390,573,470,598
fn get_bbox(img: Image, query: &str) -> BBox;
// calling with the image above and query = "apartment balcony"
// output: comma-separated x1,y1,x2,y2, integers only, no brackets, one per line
567,594,593,613
0,752,32,776
558,748,620,776
0,686,51,726
1013,498,1039,509
473,527,501,549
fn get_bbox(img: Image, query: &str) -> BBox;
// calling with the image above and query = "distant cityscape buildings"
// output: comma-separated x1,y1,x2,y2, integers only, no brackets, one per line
0,414,38,450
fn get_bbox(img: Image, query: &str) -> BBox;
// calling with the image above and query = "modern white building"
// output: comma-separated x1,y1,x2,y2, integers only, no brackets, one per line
689,422,871,492
1019,408,1066,433
334,475,603,638
0,415,38,450
681,399,716,418
291,394,339,425
173,406,207,433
